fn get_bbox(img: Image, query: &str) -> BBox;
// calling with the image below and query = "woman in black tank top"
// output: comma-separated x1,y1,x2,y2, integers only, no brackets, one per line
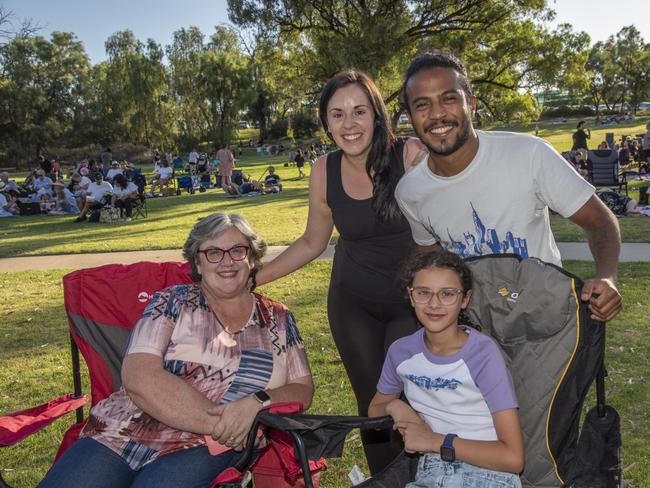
256,70,427,474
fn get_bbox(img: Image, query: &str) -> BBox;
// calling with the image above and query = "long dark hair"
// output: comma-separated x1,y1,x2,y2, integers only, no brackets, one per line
319,69,403,223
401,249,481,331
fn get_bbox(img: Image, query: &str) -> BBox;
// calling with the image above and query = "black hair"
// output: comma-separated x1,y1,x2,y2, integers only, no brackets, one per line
113,173,127,189
401,249,481,331
577,120,586,129
401,50,473,112
319,69,403,223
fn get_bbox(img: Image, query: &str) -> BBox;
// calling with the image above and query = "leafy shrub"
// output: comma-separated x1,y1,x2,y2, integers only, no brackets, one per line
292,112,320,139
268,118,289,139
541,105,595,118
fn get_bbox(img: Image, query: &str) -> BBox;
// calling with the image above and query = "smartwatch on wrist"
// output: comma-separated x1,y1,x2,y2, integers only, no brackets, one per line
253,390,271,407
440,433,458,462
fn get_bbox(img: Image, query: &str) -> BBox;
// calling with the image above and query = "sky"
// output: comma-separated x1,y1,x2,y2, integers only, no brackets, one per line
1,0,649,64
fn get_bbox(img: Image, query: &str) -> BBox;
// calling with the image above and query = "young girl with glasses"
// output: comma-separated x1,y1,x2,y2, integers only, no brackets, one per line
369,250,524,487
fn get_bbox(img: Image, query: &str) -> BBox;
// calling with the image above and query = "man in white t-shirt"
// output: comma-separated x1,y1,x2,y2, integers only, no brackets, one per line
106,161,123,182
75,173,113,222
395,51,622,322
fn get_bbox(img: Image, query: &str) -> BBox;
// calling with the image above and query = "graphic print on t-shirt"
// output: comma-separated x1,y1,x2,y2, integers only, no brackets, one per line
406,374,462,391
423,202,529,259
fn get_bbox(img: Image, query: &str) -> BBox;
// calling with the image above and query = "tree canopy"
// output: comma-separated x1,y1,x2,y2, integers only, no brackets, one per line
0,3,648,167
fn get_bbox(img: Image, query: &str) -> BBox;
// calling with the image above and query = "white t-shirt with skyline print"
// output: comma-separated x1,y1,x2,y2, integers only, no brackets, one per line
395,130,594,266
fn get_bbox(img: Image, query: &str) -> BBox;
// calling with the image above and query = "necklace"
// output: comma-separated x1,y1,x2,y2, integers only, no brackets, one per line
217,327,238,347
210,293,255,348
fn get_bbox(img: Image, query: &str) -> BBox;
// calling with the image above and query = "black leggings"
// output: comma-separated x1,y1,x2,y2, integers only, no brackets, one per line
327,285,418,475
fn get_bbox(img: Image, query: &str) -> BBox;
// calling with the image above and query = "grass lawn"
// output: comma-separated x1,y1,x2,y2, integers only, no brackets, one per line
489,116,650,153
1,261,649,486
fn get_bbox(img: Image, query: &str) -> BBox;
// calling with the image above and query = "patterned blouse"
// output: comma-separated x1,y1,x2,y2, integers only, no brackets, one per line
80,284,311,470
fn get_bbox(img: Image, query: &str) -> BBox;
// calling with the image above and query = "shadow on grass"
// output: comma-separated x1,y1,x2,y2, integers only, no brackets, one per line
0,187,312,257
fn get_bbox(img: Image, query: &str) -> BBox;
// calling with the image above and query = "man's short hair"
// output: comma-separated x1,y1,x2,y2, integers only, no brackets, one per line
401,50,473,110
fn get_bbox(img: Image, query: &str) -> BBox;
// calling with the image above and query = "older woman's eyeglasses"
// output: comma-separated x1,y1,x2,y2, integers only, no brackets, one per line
408,287,463,306
198,245,249,263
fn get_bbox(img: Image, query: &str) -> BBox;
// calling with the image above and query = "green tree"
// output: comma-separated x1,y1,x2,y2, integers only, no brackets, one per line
195,26,254,149
227,0,583,121
611,26,649,112
102,31,173,148
587,27,649,114
0,31,89,164
166,26,206,150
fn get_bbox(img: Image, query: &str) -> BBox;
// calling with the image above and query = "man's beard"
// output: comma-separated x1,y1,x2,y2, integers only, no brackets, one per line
419,118,471,157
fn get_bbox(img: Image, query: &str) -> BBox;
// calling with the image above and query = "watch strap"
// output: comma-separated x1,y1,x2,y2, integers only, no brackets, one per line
440,433,458,462
253,390,271,406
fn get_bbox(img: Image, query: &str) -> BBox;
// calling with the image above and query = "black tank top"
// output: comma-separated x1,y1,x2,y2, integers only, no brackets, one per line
326,146,413,302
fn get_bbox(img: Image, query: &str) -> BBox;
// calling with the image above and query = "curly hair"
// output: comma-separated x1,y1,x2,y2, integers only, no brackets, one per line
182,213,267,283
401,249,481,331
401,50,473,113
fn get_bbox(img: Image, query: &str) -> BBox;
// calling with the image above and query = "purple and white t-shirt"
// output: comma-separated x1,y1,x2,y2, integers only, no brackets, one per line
377,327,518,441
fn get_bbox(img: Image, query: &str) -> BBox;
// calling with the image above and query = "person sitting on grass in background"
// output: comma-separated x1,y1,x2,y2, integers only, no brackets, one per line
263,166,282,193
106,160,123,182
0,172,19,193
74,173,113,222
0,183,19,217
369,250,524,487
596,188,648,217
32,169,53,202
49,181,80,215
148,160,173,196
111,173,139,221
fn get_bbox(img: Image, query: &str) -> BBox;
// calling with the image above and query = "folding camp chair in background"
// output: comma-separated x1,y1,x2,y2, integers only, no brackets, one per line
587,149,628,194
131,171,148,219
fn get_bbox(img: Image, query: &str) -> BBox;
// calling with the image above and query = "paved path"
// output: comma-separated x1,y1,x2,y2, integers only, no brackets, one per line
1,243,649,272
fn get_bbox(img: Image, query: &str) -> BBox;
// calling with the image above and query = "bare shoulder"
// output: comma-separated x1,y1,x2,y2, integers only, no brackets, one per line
402,137,428,171
311,154,328,182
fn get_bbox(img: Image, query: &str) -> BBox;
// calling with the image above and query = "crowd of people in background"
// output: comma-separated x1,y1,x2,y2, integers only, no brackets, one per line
0,139,332,219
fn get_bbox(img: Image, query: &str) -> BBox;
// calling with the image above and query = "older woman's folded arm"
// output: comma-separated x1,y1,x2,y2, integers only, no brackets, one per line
207,374,314,449
121,352,219,435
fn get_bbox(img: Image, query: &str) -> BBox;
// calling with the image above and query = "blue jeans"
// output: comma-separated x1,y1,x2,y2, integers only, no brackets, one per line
406,453,522,488
39,438,250,488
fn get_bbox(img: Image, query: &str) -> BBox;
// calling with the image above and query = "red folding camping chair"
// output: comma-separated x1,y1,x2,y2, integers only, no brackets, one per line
0,261,324,487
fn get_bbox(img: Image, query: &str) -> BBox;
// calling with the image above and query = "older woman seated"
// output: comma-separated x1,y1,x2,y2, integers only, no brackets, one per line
40,213,314,488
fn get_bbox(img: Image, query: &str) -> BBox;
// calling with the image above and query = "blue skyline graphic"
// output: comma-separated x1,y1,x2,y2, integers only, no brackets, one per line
406,374,462,391
423,203,529,259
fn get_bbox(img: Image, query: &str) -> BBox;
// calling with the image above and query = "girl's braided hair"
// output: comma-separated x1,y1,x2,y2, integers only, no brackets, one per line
401,249,481,331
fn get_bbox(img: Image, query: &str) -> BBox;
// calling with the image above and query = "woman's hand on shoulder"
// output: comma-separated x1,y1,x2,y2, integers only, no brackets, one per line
403,137,428,171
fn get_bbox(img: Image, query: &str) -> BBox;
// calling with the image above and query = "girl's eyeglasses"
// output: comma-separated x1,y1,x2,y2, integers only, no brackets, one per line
198,245,249,263
408,287,464,306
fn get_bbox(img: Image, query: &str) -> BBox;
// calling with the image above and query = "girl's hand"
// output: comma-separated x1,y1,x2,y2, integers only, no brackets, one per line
386,399,424,425
394,420,441,454
208,396,263,450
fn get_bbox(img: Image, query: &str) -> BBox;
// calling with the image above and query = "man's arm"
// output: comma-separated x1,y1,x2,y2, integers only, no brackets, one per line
568,195,622,322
